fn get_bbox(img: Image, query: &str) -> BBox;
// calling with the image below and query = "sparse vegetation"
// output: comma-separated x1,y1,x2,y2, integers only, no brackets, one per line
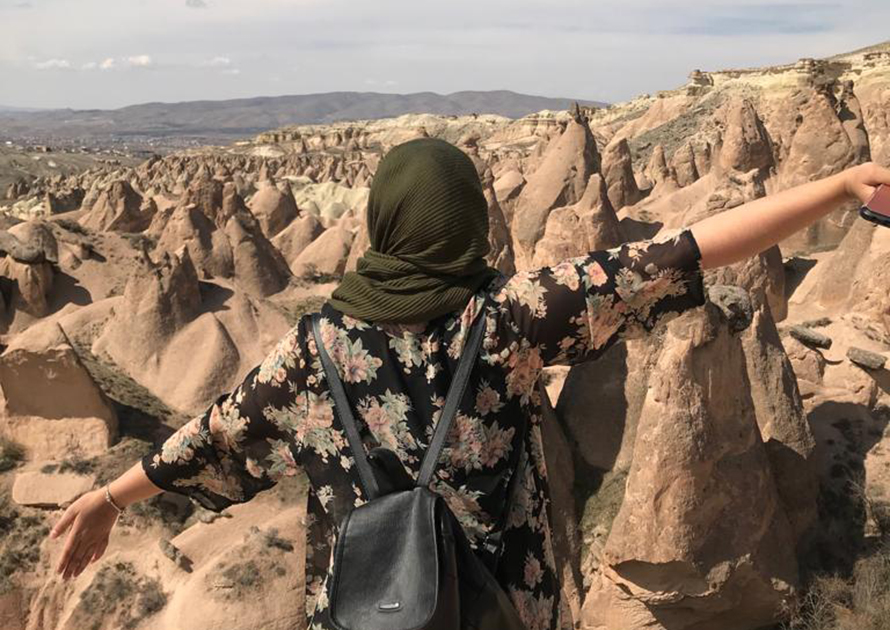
276,294,327,327
214,525,294,600
299,262,343,284
0,437,25,472
0,496,49,594
783,542,890,630
52,217,90,235
577,467,628,563
74,561,167,630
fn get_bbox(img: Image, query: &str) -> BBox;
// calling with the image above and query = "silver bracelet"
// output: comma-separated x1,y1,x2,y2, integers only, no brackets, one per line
104,484,125,514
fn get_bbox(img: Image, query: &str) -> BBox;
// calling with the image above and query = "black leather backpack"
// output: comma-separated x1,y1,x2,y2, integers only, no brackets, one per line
310,309,527,630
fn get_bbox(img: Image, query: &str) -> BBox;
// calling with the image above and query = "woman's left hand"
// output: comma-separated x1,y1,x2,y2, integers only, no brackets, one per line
843,161,890,205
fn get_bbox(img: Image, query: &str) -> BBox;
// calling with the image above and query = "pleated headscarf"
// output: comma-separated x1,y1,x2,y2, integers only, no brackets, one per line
328,137,499,324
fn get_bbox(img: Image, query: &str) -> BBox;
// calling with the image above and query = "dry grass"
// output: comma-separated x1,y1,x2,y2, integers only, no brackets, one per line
784,545,890,630
74,561,166,630
784,492,890,630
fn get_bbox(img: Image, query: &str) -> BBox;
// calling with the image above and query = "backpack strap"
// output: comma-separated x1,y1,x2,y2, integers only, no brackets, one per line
311,302,488,499
416,304,488,488
311,312,381,501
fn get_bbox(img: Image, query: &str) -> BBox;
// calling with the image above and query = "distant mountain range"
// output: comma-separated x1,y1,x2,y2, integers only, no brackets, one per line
0,90,607,148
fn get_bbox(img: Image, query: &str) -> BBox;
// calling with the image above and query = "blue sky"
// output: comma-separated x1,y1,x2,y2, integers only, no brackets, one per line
0,0,887,109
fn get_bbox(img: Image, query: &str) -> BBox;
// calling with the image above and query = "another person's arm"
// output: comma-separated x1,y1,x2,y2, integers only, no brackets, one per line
691,162,890,269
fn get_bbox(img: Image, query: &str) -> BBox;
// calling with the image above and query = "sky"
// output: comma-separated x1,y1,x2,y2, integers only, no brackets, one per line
0,0,888,110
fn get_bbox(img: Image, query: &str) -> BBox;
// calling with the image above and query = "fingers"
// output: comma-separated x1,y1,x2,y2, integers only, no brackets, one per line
69,543,96,579
853,181,877,206
50,505,77,540
90,538,109,564
56,521,81,575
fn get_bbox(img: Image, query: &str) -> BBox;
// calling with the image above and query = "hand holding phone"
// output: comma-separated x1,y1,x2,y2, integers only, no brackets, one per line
859,184,890,228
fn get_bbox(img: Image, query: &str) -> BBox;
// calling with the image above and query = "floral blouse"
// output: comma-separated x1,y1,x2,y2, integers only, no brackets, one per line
142,226,707,630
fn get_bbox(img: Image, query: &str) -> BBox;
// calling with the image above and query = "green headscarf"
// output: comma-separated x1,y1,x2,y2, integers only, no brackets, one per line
328,137,499,324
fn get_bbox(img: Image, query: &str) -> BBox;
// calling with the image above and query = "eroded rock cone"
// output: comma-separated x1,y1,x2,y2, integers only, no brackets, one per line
601,137,642,211
531,174,624,268
272,213,326,269
248,180,299,238
492,169,525,227
0,323,117,460
511,105,600,268
838,79,871,163
671,142,700,187
580,292,799,630
777,85,861,253
481,168,516,275
718,98,774,173
152,180,291,296
290,225,354,279
222,184,292,296
79,180,156,233
811,217,890,319
0,235,54,322
644,144,678,194
741,301,818,542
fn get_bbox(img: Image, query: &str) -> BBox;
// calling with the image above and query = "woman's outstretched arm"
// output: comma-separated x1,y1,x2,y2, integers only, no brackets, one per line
691,162,890,270
50,463,164,580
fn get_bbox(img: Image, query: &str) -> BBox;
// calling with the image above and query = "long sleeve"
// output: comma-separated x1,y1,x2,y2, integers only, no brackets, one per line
491,226,706,369
141,325,307,512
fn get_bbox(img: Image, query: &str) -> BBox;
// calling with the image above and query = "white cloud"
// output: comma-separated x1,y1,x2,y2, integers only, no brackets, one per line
185,0,207,8
207,56,231,67
100,57,116,70
81,61,98,70
126,54,152,67
222,67,241,75
34,58,71,70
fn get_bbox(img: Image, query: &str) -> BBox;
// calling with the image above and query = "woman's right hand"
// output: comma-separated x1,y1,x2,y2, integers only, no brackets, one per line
843,161,890,205
49,488,120,580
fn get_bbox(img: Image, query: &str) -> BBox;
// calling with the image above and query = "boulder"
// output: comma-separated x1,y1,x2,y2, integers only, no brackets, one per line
776,86,861,253
12,470,95,507
0,324,117,460
846,346,886,370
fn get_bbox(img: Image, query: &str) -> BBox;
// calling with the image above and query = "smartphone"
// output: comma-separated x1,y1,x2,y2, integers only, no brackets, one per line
860,184,890,227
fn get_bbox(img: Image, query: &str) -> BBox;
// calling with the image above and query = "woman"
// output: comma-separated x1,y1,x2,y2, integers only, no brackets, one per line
49,137,890,630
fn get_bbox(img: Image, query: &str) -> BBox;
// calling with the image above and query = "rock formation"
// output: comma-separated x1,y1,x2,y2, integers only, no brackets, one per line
511,104,601,268
0,323,117,460
248,179,299,238
580,291,799,630
531,174,624,268
601,137,643,211
79,180,156,233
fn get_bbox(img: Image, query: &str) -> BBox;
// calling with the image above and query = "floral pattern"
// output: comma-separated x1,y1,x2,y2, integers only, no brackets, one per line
142,226,706,630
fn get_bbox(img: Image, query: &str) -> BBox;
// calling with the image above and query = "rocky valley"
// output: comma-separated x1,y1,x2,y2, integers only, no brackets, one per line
1,40,890,630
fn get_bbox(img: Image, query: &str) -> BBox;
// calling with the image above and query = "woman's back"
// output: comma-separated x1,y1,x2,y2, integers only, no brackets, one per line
141,226,706,630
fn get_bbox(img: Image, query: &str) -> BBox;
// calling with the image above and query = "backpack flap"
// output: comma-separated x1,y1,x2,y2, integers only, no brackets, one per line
329,487,459,630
